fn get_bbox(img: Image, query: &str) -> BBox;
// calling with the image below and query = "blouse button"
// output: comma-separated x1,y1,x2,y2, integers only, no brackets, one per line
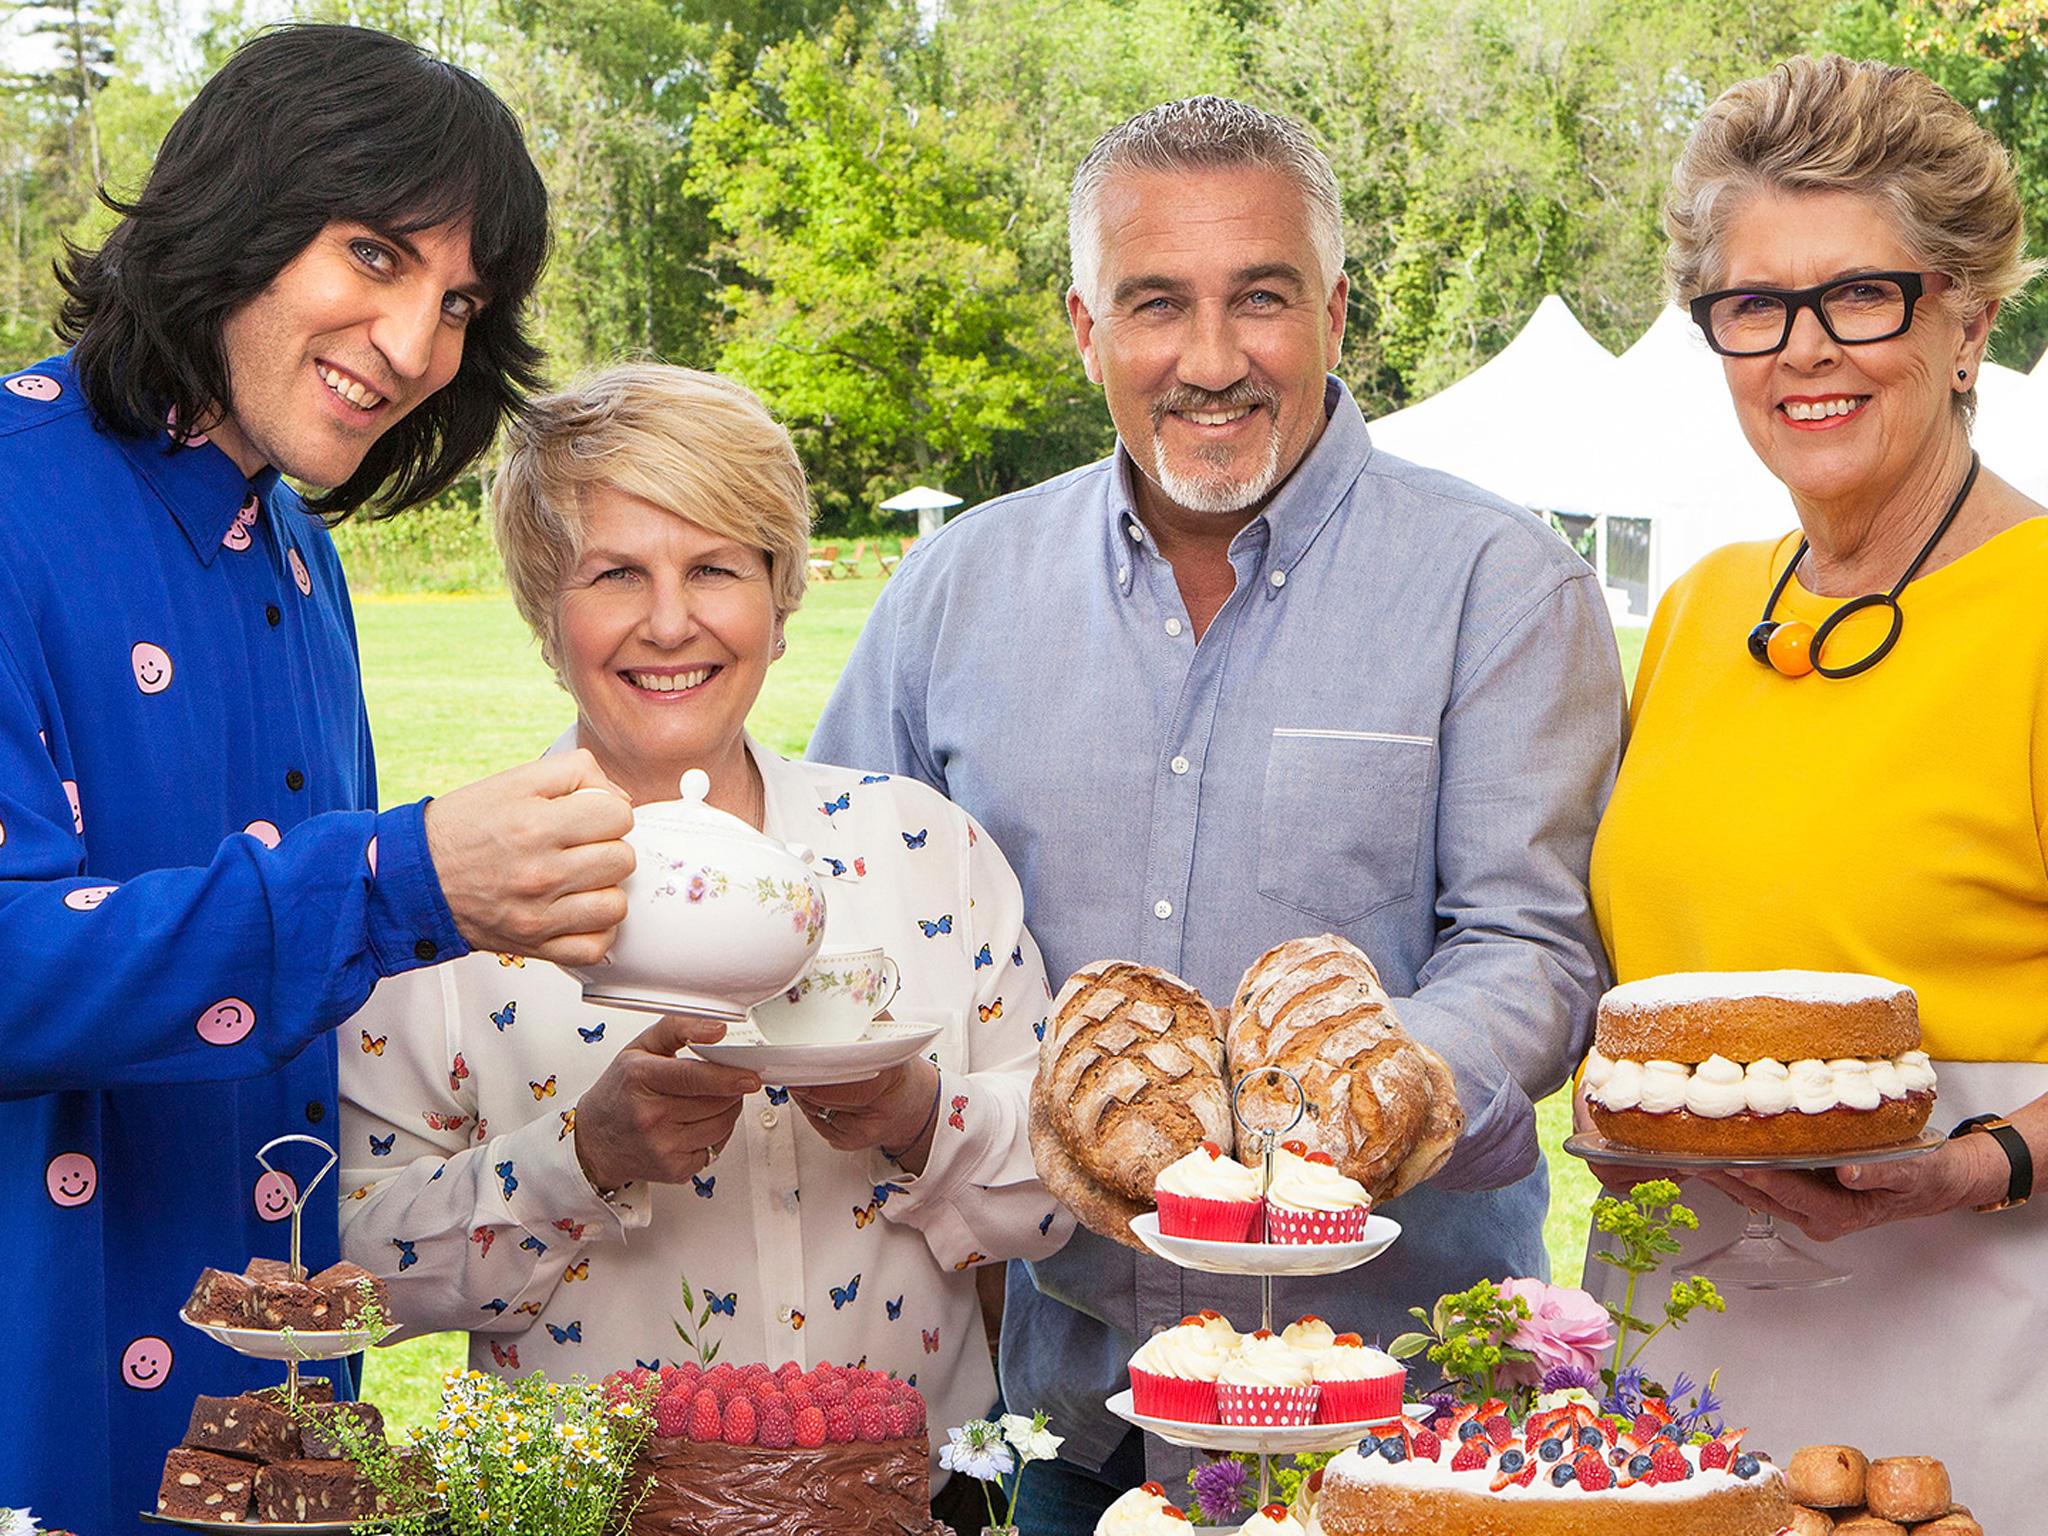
778,1306,794,1324
285,769,305,792
414,939,438,962
760,1109,779,1129
304,1101,326,1124
265,605,282,627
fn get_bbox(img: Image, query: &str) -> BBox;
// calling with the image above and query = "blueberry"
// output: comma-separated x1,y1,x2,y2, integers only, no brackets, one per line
1380,1438,1407,1464
1608,1448,1628,1467
1551,1462,1577,1486
1628,1454,1653,1477
1356,1433,1381,1457
1538,1438,1565,1462
1577,1426,1605,1449
1457,1420,1485,1442
1498,1450,1525,1474
1733,1453,1760,1479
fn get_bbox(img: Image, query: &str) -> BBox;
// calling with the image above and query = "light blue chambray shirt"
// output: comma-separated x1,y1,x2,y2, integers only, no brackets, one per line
810,378,1624,1485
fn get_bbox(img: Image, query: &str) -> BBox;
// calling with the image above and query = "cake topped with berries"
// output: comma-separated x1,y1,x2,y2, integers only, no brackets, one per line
1310,1395,1790,1536
606,1360,951,1536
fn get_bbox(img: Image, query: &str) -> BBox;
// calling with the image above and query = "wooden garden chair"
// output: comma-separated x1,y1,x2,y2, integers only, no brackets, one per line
806,543,840,581
879,536,917,576
836,539,870,578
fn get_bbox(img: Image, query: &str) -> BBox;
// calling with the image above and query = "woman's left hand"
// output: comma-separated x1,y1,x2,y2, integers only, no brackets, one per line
1704,1134,2007,1241
791,1058,942,1174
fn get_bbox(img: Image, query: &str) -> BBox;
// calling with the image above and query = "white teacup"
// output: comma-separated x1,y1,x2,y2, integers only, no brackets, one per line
748,946,901,1045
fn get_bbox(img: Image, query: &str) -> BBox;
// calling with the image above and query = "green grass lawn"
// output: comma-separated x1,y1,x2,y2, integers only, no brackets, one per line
353,581,1647,1429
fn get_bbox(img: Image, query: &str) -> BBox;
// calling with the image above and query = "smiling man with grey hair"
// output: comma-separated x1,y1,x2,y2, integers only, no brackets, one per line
813,95,1625,1532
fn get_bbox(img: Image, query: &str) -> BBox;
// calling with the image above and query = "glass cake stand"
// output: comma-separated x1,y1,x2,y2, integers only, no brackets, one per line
1108,1070,1406,1512
1564,1130,1945,1290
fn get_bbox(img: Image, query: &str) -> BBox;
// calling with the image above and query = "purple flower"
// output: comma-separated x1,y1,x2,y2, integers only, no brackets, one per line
1601,1365,1648,1418
1670,1374,1724,1439
1540,1364,1601,1395
1191,1458,1250,1521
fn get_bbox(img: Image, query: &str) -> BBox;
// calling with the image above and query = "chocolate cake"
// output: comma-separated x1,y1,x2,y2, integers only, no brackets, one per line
185,1392,300,1462
633,1436,951,1536
183,1267,256,1327
307,1259,389,1327
182,1256,397,1334
156,1446,257,1522
246,1278,334,1331
253,1458,392,1521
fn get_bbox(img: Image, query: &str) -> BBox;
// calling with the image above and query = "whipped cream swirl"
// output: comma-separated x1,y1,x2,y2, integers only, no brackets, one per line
1583,1049,1935,1118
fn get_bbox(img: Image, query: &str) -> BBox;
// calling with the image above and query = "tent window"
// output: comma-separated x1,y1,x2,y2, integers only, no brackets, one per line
1606,516,1650,618
1547,512,1596,566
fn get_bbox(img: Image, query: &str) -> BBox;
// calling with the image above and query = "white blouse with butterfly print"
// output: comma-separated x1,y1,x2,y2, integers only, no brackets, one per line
339,735,1073,1477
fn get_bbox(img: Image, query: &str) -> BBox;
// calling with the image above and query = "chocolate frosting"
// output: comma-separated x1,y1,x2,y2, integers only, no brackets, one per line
630,1435,953,1536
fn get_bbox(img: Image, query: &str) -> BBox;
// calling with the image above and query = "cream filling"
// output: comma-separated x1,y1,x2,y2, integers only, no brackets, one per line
1584,1048,1935,1117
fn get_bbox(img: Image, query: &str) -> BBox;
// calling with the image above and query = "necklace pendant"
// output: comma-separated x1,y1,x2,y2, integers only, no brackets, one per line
1766,620,1817,678
1746,621,1780,666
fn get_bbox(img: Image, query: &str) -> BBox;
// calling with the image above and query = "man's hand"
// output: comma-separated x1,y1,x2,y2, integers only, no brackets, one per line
791,1059,941,1175
573,1013,761,1193
424,750,636,966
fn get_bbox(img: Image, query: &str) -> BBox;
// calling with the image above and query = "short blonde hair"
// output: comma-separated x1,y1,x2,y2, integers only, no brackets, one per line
492,364,811,672
1666,55,2041,325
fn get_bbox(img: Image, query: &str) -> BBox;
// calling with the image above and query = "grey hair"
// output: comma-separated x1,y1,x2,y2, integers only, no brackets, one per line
1068,96,1345,311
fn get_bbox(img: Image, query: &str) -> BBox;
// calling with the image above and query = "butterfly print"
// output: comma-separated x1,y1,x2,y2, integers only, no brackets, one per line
706,1291,737,1317
497,953,525,967
516,1301,543,1317
917,915,953,937
391,1238,417,1271
1039,1210,1057,1236
907,1373,918,1388
637,1359,661,1371
886,1296,904,1321
529,1075,558,1100
872,1181,906,1206
554,1218,590,1240
948,1095,968,1131
821,792,850,815
952,1252,988,1270
359,1030,386,1055
480,1297,508,1316
345,1185,372,1201
978,998,1003,1021
1011,945,1024,967
547,1320,583,1345
470,1227,496,1259
473,1117,489,1143
490,1341,519,1369
1033,1016,1048,1041
577,1022,606,1043
973,943,993,969
853,857,867,876
423,1111,468,1133
860,773,890,783
495,1160,518,1199
430,1167,445,1181
491,1001,516,1031
448,1053,469,1092
368,1133,394,1157
765,1085,790,1106
565,1260,590,1282
824,857,846,876
853,1204,877,1228
520,1235,549,1256
829,1274,862,1310
558,1109,577,1141
691,1174,716,1198
789,1310,806,1330
902,828,928,849
923,1328,940,1354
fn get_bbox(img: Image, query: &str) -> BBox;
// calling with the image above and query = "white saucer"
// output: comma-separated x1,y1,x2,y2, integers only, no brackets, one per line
1128,1212,1401,1276
142,1515,407,1535
1105,1389,1403,1453
689,1022,944,1086
178,1309,391,1361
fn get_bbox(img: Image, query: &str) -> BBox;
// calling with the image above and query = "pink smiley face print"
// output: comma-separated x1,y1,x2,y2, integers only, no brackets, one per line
63,779,81,834
243,819,282,849
289,548,312,596
130,642,173,695
45,1152,98,1207
223,521,251,552
223,495,260,552
5,373,61,401
167,405,208,447
254,1169,298,1222
195,996,255,1046
121,1335,173,1390
366,836,378,876
63,884,117,911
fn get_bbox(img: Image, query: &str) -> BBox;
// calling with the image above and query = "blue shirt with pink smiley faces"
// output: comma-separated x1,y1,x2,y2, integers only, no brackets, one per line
0,353,466,1530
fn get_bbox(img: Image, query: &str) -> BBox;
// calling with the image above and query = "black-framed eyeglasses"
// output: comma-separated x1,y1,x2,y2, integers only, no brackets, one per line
1688,271,1949,357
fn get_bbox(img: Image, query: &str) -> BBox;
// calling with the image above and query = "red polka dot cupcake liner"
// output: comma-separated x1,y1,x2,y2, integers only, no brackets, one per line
1154,1191,1265,1243
1216,1383,1319,1427
1128,1367,1220,1424
1264,1205,1370,1245
1313,1371,1405,1424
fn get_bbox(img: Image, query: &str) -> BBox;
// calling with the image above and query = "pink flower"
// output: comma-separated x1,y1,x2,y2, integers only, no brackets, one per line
1497,1278,1613,1387
686,874,708,903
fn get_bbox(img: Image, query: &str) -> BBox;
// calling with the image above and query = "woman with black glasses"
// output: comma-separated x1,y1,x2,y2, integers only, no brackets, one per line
1576,55,2044,1523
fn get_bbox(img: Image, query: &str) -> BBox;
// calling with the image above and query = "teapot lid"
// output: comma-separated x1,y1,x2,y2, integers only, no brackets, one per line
633,768,763,839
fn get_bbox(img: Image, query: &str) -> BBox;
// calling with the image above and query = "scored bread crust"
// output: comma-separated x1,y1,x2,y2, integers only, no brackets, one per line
1040,961,1233,1203
1596,990,1918,1066
1226,935,1463,1200
1027,1073,1150,1251
1589,1095,1933,1158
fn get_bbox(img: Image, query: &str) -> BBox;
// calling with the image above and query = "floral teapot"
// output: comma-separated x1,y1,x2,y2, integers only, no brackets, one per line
566,768,830,1019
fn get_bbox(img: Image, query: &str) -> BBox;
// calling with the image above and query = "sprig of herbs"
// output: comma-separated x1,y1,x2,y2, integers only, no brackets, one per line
1590,1181,1725,1377
1388,1279,1534,1406
672,1271,724,1367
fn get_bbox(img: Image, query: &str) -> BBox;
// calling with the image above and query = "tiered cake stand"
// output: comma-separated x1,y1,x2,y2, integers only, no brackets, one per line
1105,1072,1406,1512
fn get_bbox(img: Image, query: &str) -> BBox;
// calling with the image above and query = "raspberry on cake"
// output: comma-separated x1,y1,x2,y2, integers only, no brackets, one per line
1584,971,1935,1157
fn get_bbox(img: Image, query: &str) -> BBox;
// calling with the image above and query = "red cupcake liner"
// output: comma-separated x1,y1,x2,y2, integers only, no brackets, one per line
1129,1367,1220,1424
1216,1383,1319,1427
1313,1370,1405,1424
1155,1191,1265,1243
1264,1206,1370,1245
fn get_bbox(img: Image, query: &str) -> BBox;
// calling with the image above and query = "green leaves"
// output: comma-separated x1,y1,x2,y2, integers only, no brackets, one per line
1390,1280,1534,1406
672,1270,724,1366
1591,1181,1720,1375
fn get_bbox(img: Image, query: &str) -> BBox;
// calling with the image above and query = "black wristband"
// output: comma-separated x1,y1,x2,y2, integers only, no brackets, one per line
1949,1113,2033,1210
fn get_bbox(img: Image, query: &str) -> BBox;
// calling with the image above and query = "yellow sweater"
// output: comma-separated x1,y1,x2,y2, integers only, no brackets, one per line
1590,518,2048,1063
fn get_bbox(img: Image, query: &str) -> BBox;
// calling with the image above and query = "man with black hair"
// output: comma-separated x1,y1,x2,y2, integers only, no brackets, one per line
0,26,635,1527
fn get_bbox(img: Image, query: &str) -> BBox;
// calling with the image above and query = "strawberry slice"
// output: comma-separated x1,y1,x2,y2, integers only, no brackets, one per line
1484,1414,1514,1450
1450,1437,1492,1473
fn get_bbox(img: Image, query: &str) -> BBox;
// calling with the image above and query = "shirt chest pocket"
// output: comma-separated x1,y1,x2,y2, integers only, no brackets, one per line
1256,729,1436,925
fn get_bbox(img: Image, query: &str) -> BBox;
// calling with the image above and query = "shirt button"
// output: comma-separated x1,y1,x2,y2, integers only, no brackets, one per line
1164,618,1184,637
414,939,438,962
1270,569,1288,588
1116,566,1129,585
265,605,281,627
1128,523,1144,543
1154,899,1173,920
1170,755,1190,776
305,1101,326,1124
285,769,306,792
760,1109,779,1129
778,1306,793,1323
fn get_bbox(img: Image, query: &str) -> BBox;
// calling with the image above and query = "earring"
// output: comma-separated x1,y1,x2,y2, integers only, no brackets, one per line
1958,369,1969,382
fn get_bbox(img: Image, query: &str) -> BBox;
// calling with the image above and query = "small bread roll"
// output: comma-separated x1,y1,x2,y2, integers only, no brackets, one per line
1833,1517,1905,1536
1790,1446,1870,1508
1786,1508,1836,1536
1864,1458,1951,1524
1912,1515,1982,1536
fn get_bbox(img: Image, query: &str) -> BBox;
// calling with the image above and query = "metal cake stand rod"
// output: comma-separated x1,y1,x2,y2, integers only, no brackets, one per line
1231,1067,1307,1512
256,1133,338,1407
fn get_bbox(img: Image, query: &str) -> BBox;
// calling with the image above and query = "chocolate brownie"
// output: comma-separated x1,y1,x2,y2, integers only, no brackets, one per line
309,1259,391,1327
185,1392,300,1463
245,1278,334,1331
253,1458,391,1521
255,1377,335,1407
298,1401,385,1459
183,1267,257,1327
243,1256,299,1284
157,1445,257,1521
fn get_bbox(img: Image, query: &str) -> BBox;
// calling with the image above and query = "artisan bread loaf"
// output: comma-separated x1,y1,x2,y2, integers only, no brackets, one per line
1227,935,1462,1200
1040,961,1232,1203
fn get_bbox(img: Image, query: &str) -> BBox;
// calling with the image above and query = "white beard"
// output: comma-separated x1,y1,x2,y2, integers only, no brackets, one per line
1148,421,1284,515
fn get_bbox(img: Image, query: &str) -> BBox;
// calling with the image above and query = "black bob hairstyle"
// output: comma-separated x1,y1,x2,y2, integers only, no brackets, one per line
56,23,550,519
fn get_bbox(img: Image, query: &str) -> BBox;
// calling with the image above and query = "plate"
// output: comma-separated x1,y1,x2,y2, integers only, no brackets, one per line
141,1516,413,1535
1105,1389,1404,1454
689,1022,944,1087
178,1309,392,1360
1562,1130,1947,1173
1128,1212,1401,1275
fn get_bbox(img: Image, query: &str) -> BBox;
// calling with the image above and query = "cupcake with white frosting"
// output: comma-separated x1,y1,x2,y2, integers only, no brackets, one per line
1153,1139,1264,1242
1263,1141,1372,1244
1236,1503,1297,1535
1093,1482,1191,1534
1215,1329,1319,1426
1309,1332,1405,1423
1281,1314,1336,1353
1127,1315,1230,1423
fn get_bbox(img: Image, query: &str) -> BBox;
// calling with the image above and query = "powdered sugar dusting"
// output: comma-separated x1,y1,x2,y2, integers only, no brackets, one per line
1604,970,1912,1011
